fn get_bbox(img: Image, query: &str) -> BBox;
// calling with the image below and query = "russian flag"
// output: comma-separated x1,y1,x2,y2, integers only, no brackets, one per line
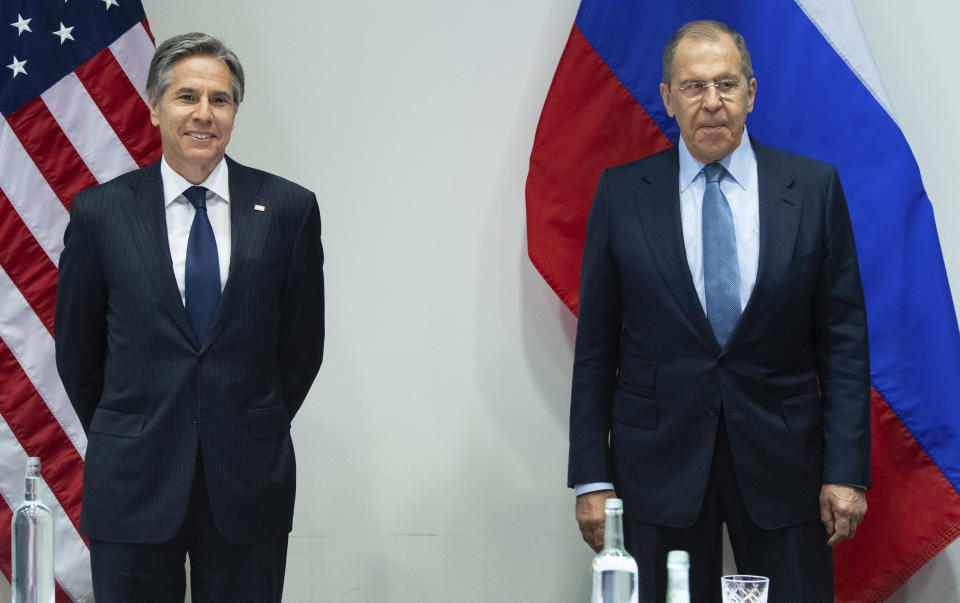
525,1,960,601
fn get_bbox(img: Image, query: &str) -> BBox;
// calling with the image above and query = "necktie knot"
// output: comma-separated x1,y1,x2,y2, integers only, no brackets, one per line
703,163,725,184
184,186,208,211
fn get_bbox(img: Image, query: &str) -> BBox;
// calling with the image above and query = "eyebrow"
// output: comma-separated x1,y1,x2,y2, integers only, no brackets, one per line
170,86,232,99
679,73,741,83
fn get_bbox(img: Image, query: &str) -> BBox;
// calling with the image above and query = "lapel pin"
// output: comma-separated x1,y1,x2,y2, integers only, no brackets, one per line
254,204,266,212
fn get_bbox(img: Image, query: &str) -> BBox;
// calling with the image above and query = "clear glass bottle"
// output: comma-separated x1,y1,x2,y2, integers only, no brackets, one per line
590,498,639,603
666,550,690,603
11,457,55,603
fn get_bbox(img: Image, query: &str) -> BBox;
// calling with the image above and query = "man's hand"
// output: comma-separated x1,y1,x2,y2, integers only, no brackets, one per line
576,489,617,553
819,484,867,547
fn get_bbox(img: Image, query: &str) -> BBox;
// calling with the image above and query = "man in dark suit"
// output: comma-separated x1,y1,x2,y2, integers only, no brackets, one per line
569,20,870,603
54,32,323,602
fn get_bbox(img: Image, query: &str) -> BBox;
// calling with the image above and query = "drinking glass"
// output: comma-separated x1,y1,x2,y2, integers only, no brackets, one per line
720,575,769,603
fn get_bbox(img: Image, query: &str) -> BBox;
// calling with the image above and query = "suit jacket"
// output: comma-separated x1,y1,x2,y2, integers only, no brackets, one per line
568,140,870,529
55,156,324,544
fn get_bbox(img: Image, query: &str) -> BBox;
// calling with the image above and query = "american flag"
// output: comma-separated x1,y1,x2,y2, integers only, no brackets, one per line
1,1,159,600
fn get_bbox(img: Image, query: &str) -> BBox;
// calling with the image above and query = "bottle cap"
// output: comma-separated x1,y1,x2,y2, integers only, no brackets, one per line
667,550,690,565
26,457,40,470
604,498,623,511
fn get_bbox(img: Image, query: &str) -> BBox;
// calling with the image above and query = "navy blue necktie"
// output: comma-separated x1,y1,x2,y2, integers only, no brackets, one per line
702,163,740,347
183,185,220,342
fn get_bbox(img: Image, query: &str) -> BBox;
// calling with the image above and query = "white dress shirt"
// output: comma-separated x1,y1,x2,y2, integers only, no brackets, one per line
160,157,232,305
575,131,760,497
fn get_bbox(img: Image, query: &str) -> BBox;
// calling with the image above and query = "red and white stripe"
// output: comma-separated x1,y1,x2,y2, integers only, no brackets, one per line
0,19,160,602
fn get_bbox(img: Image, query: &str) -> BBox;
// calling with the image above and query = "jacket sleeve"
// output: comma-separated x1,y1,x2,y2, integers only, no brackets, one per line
813,166,872,488
54,193,107,433
276,194,325,419
568,171,623,488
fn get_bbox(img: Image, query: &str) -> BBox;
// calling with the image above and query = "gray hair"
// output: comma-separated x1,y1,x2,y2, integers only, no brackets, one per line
662,20,754,85
146,32,244,106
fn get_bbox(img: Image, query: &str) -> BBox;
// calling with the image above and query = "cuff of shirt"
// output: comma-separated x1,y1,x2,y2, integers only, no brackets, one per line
574,482,615,497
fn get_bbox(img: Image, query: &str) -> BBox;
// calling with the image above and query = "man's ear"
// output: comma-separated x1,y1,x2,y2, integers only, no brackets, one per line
660,82,676,118
745,78,757,114
148,96,160,126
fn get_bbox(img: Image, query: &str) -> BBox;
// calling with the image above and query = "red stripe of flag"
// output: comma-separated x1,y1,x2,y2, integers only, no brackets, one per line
0,340,84,534
0,505,10,583
0,191,58,336
74,47,161,168
834,389,960,602
526,24,670,314
4,98,98,212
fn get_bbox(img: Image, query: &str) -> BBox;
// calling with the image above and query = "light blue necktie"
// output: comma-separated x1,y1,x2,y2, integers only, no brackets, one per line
702,163,740,347
183,185,220,343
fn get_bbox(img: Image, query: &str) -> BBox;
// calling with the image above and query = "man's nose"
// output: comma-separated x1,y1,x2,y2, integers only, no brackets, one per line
193,97,213,120
701,85,723,109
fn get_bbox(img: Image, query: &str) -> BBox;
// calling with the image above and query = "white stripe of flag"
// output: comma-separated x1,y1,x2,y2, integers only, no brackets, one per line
794,0,896,119
109,22,156,107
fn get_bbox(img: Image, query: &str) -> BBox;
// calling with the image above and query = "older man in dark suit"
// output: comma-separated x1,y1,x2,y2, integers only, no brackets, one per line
55,32,323,602
569,20,870,603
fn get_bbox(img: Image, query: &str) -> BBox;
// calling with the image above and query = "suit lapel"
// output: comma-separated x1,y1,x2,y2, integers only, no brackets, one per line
732,143,802,342
201,157,272,350
635,148,718,348
119,162,197,345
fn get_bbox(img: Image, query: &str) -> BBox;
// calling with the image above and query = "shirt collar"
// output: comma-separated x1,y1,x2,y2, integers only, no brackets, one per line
160,156,231,207
678,127,756,193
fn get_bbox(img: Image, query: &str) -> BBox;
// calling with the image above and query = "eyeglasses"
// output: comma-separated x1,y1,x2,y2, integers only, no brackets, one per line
676,79,743,101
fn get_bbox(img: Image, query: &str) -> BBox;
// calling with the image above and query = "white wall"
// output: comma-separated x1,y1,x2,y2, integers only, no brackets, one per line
3,1,953,601
143,0,589,600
